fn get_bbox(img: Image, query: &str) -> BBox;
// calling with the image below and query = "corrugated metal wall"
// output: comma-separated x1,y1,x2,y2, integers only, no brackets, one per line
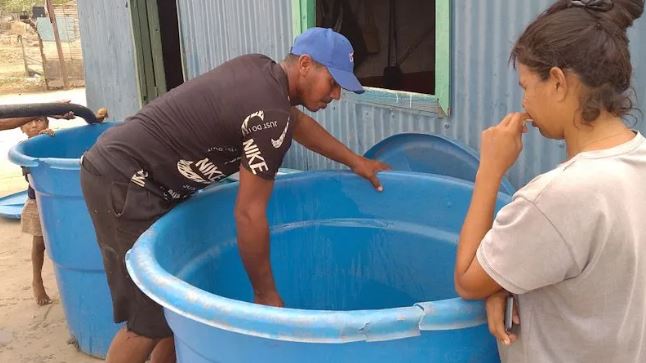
78,0,646,188
77,0,141,120
176,0,646,187
451,0,646,187
177,0,293,80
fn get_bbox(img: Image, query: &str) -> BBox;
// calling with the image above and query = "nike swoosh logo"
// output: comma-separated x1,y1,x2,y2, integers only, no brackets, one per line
271,121,289,149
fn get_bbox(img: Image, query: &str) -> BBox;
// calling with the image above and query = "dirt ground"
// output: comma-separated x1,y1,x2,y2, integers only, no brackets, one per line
0,89,102,362
0,28,48,94
0,194,102,363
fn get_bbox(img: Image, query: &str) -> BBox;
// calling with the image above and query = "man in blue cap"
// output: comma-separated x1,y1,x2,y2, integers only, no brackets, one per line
80,27,388,363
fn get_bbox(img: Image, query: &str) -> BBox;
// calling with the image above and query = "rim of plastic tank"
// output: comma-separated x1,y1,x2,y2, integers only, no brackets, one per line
126,171,496,343
8,123,113,170
363,132,517,196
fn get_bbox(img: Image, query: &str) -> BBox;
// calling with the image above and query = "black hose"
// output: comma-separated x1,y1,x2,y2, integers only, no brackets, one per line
0,103,98,124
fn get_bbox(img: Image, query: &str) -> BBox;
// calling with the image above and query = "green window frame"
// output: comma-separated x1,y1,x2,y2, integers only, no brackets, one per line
291,0,451,117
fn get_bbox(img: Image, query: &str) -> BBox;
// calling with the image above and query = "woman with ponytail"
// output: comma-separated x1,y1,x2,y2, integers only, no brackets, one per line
452,1,646,361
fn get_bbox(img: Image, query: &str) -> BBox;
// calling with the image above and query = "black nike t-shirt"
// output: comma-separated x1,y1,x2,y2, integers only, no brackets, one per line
87,54,293,199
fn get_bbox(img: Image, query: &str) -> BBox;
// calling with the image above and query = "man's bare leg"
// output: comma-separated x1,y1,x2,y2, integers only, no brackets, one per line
106,327,157,363
31,236,51,305
151,337,176,363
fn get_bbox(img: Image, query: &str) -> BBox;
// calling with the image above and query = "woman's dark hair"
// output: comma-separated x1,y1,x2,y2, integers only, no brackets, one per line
511,0,644,121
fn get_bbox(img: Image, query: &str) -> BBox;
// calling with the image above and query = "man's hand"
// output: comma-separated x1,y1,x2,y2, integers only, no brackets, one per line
50,112,75,120
39,128,55,136
486,290,520,345
254,290,284,307
350,156,390,191
95,107,108,122
479,112,530,180
49,99,75,120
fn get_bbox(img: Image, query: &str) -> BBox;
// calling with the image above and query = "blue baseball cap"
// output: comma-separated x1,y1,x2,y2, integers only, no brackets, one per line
291,27,365,94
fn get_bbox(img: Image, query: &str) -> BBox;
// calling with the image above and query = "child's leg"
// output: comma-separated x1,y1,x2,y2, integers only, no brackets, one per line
31,236,51,305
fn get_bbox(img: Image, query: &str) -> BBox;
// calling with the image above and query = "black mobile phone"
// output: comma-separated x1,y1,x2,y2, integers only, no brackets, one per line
504,295,514,332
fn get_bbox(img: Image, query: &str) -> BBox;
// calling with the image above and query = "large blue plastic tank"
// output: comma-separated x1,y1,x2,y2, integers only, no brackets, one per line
126,171,510,363
8,123,121,358
7,122,300,358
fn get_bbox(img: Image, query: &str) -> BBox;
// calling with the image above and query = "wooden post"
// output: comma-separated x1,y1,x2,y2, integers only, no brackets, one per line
19,35,30,77
46,0,69,89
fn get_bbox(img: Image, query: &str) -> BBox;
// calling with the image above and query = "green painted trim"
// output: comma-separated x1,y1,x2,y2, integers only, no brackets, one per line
146,0,166,97
130,0,148,104
435,0,451,117
291,0,450,115
175,4,188,82
291,0,315,37
344,88,443,115
130,0,166,105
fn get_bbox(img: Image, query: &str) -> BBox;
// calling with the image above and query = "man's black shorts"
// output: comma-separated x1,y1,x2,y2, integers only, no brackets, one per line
80,156,173,339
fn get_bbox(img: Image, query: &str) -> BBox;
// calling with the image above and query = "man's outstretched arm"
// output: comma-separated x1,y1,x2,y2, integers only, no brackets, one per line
290,107,389,190
235,165,283,307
